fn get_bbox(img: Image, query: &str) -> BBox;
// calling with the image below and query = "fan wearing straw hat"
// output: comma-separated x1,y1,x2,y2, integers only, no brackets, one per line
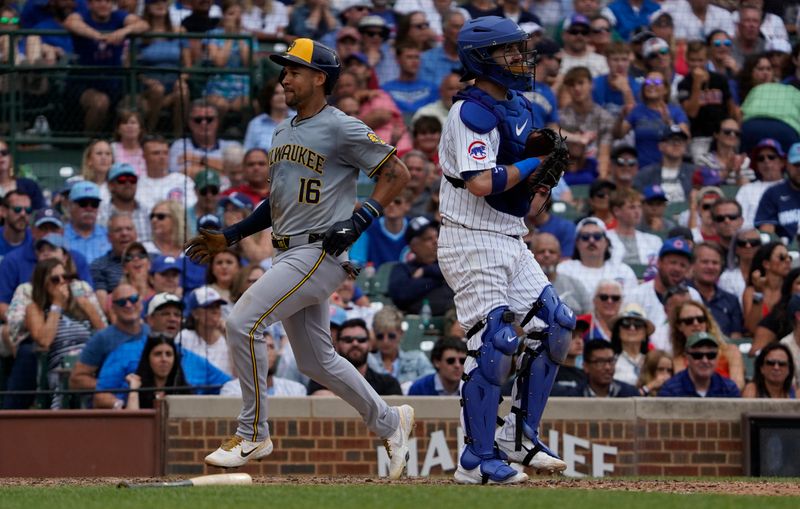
608,303,655,386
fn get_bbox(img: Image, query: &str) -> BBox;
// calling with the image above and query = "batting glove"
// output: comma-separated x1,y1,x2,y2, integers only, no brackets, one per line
322,199,383,257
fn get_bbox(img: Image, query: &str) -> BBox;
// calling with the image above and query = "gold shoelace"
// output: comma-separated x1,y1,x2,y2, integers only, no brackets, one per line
221,435,243,451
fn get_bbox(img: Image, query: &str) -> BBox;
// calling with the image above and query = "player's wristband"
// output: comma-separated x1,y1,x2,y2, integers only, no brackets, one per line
353,198,384,230
515,157,541,180
490,165,508,195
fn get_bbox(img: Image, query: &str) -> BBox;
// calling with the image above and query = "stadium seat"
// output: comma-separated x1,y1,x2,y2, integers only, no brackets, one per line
570,185,589,200
665,202,688,222
629,263,650,280
369,262,396,299
401,315,439,353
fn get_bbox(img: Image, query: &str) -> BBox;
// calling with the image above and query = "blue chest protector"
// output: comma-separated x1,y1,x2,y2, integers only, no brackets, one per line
455,86,535,217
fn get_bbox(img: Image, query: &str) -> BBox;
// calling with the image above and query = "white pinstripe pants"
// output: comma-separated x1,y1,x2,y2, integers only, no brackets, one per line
438,224,551,334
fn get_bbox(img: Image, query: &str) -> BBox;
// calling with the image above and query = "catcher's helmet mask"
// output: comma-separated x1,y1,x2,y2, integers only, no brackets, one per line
270,39,341,94
458,16,538,91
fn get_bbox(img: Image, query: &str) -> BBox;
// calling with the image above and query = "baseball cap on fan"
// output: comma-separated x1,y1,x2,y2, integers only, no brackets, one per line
32,207,64,229
187,285,228,312
405,215,439,243
643,37,670,58
563,13,590,31
147,292,183,316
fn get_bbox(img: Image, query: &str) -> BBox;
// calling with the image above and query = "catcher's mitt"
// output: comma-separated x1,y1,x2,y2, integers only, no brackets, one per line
525,129,568,192
523,127,561,158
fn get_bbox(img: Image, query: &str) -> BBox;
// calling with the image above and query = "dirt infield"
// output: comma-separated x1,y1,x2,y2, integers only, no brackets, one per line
2,477,799,496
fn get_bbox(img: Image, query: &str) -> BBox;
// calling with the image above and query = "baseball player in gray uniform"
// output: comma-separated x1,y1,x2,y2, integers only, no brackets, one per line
185,39,415,479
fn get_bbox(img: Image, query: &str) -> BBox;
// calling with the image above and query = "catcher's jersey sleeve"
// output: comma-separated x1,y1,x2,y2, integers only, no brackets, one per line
438,101,527,237
337,113,397,179
441,103,500,176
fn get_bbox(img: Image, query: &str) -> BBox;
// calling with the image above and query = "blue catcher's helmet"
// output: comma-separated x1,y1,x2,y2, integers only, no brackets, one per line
457,16,536,91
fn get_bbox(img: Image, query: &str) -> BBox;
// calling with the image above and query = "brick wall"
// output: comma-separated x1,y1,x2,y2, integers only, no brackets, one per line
164,397,800,477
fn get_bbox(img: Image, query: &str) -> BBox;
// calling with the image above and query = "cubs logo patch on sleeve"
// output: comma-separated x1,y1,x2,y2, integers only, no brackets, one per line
468,140,487,161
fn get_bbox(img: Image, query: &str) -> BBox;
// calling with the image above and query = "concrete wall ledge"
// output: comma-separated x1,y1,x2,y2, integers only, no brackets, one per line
165,396,800,421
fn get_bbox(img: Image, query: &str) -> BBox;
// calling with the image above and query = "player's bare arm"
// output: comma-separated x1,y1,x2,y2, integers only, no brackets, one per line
370,155,411,206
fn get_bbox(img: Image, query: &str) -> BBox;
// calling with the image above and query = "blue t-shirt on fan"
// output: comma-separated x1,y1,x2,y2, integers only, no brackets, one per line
754,180,800,238
72,10,128,66
626,103,688,168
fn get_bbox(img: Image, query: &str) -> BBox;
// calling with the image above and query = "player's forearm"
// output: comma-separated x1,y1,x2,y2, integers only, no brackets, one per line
222,199,272,245
370,155,410,207
466,161,536,197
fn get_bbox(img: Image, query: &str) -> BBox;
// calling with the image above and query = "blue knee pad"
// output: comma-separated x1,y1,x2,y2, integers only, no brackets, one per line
478,306,519,384
521,284,576,363
462,306,519,459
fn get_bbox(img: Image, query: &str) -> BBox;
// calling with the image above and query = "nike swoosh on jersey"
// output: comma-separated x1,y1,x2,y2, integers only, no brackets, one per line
337,228,351,234
515,119,529,137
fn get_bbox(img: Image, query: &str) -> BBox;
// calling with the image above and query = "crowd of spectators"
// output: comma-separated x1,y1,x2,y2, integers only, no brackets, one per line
2,0,800,409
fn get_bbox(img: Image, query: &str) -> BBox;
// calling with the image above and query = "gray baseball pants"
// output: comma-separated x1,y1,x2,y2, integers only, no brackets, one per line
227,242,399,442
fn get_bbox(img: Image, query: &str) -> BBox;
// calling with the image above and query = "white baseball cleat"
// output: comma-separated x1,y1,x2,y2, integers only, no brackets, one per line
454,463,529,485
495,433,566,474
205,435,273,468
383,405,415,479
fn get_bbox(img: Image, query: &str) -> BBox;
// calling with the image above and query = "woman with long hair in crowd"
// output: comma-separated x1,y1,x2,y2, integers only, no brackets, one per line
719,228,762,308
206,248,241,304
3,248,104,408
125,335,190,409
749,267,800,358
608,304,654,387
738,54,775,104
111,109,146,177
145,200,185,257
743,241,792,335
693,118,752,184
395,11,435,50
243,77,290,151
670,300,745,389
637,350,674,397
0,137,45,209
742,343,796,399
80,139,114,200
27,258,105,408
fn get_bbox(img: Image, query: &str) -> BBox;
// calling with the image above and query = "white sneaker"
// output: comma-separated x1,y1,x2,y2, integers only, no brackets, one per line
205,435,273,468
495,433,566,474
383,405,415,479
454,463,529,485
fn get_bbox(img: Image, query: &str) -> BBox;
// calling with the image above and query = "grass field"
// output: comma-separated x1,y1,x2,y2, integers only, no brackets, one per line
2,483,799,509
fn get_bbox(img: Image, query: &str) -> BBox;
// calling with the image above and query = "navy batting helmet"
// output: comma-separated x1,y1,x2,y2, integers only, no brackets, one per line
270,39,341,94
457,16,536,91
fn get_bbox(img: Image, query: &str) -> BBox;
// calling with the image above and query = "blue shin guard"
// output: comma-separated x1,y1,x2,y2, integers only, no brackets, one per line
460,306,520,482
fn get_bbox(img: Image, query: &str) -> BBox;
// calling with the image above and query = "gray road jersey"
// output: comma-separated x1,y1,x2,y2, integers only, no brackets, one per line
268,106,396,236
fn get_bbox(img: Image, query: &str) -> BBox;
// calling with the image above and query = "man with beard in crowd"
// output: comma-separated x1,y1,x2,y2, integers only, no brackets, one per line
307,318,402,396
